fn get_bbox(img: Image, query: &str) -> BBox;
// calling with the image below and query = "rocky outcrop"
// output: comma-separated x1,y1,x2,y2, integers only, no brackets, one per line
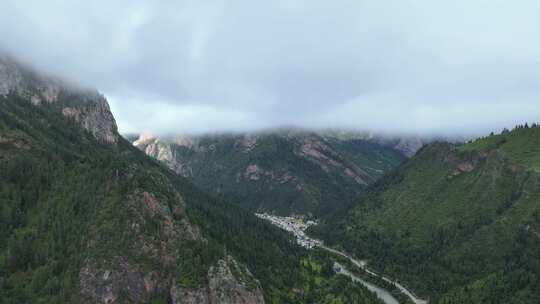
171,256,265,304
295,134,369,185
207,256,264,304
392,137,425,157
79,184,204,304
0,54,118,144
134,133,174,163
79,259,165,304
80,254,265,304
133,133,194,177
244,164,263,181
61,94,118,144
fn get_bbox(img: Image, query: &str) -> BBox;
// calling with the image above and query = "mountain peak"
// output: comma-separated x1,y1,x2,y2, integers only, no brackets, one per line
0,54,119,144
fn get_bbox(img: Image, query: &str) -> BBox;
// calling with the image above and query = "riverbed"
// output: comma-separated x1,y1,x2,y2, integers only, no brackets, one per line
255,213,428,304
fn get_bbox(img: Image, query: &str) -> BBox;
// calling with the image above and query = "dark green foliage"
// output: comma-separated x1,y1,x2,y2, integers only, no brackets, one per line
296,251,385,304
165,132,404,217
170,167,384,303
459,124,540,172
0,94,382,303
315,128,540,303
0,94,201,302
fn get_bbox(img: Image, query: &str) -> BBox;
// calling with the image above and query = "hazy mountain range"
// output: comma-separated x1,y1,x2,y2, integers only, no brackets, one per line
0,54,384,303
2,52,539,304
131,130,407,217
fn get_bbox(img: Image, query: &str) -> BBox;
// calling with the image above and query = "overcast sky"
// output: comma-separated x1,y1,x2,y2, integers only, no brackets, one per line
1,0,539,136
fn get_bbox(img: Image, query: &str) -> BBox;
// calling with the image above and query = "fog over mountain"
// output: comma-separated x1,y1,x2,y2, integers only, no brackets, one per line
1,1,539,136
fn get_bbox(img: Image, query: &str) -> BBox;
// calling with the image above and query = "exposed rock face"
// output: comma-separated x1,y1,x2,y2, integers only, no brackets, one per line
0,54,118,144
133,133,193,177
74,156,218,304
79,187,203,304
294,134,369,185
61,94,118,144
146,140,173,162
207,256,265,304
0,55,28,96
244,164,263,181
79,192,188,303
80,259,164,304
392,137,425,157
171,256,265,304
171,287,210,304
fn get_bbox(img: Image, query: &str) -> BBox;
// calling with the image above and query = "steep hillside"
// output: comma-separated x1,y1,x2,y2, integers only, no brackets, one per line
459,124,540,172
0,55,118,144
0,56,384,304
134,131,406,217
315,125,540,303
0,86,263,303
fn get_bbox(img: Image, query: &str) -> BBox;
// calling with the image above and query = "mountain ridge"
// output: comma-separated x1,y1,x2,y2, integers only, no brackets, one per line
314,125,540,303
133,130,407,217
0,54,385,304
0,54,118,144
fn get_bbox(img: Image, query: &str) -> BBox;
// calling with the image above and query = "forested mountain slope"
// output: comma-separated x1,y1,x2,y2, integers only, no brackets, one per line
0,80,264,303
315,125,540,303
0,55,384,304
133,131,406,217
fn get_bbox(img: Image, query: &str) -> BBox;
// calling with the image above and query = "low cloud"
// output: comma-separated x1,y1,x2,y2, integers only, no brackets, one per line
1,0,539,136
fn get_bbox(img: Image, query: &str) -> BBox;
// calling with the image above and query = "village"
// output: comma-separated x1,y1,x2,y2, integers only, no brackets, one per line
254,213,322,249
255,212,428,304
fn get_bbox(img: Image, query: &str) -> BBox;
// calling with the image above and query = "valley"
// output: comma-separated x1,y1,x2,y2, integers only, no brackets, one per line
256,213,428,304
4,2,539,303
2,47,539,304
133,131,408,217
315,127,540,303
0,54,388,304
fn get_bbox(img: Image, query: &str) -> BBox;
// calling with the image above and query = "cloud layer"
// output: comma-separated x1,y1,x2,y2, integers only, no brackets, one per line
1,0,539,135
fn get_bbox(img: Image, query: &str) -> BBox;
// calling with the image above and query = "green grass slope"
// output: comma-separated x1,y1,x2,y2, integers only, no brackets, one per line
315,126,540,303
459,124,540,172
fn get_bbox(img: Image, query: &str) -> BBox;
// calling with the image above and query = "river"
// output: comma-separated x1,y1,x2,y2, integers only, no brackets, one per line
255,213,428,304
334,262,399,304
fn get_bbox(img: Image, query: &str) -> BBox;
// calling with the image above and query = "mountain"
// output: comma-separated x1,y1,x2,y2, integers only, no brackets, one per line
0,55,262,303
133,130,407,217
314,125,540,303
0,55,118,144
0,55,384,304
317,129,427,158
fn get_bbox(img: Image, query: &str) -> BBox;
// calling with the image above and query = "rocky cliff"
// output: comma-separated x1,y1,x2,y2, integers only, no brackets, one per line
0,55,265,304
0,54,118,144
390,137,425,157
78,185,264,303
171,256,265,304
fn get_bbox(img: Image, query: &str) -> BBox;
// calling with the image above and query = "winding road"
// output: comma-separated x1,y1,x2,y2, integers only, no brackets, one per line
255,213,428,304
334,262,399,304
322,245,428,304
